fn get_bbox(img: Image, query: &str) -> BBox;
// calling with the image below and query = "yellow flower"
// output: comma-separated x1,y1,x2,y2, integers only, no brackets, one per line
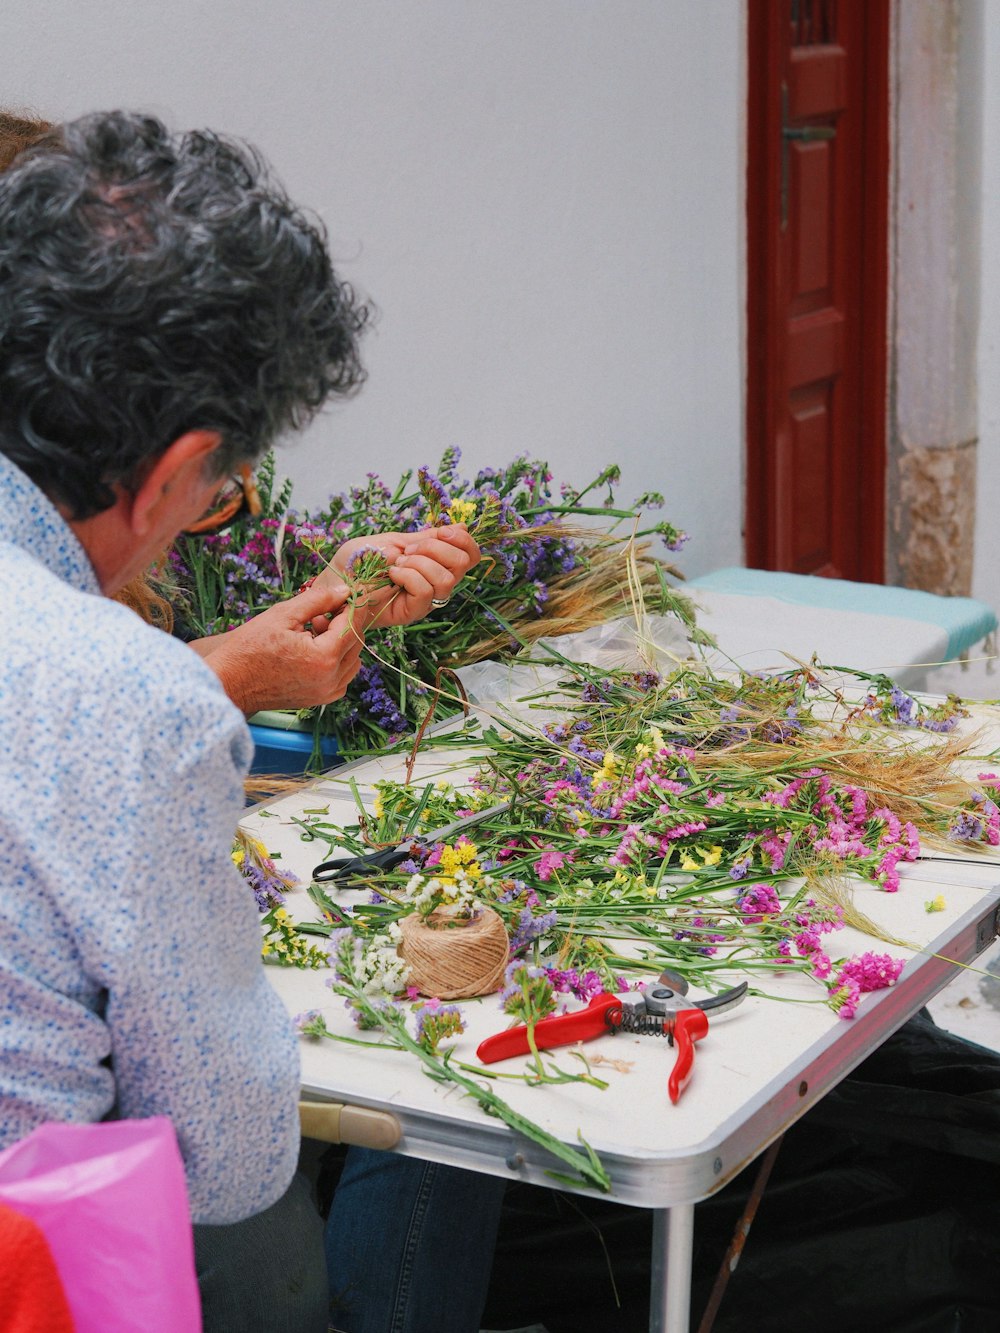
232,846,245,867
635,742,651,759
680,853,699,871
438,841,480,881
925,894,946,913
373,793,384,817
438,847,460,877
701,845,723,867
448,499,477,526
594,750,620,786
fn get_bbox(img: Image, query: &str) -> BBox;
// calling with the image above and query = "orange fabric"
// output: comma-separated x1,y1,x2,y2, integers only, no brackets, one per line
0,1202,74,1332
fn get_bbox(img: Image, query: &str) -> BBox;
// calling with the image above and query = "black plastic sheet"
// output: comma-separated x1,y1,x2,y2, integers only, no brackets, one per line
482,1012,1000,1333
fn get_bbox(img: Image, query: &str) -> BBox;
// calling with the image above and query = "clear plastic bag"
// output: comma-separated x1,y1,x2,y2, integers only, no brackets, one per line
455,613,698,727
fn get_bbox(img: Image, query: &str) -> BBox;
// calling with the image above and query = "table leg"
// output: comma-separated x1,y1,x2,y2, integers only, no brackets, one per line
649,1202,695,1333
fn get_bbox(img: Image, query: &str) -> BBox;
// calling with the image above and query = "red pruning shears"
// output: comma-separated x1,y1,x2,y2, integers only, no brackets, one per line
477,974,748,1104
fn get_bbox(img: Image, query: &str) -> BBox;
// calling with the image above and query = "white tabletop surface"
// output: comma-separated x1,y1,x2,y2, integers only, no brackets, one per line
244,721,1000,1209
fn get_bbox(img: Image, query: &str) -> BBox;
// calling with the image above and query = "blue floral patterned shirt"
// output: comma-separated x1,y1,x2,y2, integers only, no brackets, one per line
0,453,300,1224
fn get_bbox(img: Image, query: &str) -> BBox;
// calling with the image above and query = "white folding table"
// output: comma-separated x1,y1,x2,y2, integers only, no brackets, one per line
243,733,1000,1333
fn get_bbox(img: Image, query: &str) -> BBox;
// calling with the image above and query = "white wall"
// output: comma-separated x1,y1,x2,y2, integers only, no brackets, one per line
0,0,745,578
975,9,1000,605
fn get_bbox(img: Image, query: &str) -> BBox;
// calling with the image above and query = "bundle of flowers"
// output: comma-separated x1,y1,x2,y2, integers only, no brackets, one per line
167,448,699,759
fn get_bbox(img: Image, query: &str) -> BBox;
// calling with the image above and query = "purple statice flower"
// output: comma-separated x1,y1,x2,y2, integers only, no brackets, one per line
413,1000,465,1054
687,915,728,957
357,662,409,735
417,465,450,514
581,679,614,704
293,1009,324,1035
568,736,606,765
323,929,358,984
918,715,960,734
437,445,462,485
760,705,803,745
655,522,689,553
345,545,380,576
496,879,530,904
239,859,290,914
888,686,917,726
951,811,986,842
729,855,752,880
345,996,400,1032
500,961,556,1023
509,905,558,953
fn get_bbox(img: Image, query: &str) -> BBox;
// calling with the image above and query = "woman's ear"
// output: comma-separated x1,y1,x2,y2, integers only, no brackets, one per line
130,430,222,536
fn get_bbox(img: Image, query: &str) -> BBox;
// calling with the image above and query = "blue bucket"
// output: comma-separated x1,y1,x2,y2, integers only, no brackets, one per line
247,712,339,776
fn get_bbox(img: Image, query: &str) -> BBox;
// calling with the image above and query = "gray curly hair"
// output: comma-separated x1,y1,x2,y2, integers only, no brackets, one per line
0,109,371,518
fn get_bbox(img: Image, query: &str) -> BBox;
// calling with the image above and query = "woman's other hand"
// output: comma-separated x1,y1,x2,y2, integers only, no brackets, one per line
316,526,481,630
189,581,366,714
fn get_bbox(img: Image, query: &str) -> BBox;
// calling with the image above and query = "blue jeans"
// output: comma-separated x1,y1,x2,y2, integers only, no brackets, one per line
325,1147,506,1333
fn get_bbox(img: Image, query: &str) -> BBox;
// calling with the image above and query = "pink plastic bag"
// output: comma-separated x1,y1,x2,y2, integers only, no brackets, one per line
0,1117,201,1332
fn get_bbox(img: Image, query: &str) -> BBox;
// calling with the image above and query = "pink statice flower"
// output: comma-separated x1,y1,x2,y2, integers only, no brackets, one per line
736,883,780,923
545,967,605,1001
827,976,861,1020
536,848,575,881
836,951,906,993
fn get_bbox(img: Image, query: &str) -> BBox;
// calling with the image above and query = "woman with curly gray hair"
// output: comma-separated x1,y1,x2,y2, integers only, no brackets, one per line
0,109,493,1332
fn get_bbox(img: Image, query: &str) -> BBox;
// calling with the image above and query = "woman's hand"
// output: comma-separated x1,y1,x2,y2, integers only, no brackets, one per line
313,525,481,631
189,582,367,715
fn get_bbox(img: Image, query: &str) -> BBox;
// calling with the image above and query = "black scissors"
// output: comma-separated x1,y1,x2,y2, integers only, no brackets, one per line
312,801,511,883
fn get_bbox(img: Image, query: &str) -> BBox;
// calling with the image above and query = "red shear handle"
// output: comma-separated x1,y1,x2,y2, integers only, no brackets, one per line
668,1008,710,1104
476,993,622,1064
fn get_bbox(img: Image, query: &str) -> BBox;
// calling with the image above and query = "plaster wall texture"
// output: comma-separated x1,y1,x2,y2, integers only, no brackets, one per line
0,0,746,580
889,0,983,596
973,6,1000,609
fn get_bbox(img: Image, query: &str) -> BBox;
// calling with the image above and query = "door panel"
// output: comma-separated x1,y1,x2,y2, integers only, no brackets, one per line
746,0,889,581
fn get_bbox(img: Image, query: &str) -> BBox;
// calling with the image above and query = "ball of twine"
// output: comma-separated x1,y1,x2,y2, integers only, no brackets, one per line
397,906,509,1000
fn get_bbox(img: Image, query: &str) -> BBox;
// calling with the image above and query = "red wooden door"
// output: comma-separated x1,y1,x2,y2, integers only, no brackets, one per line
746,0,889,580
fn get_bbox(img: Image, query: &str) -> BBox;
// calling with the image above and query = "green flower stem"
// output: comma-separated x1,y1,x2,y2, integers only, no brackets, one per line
324,984,612,1193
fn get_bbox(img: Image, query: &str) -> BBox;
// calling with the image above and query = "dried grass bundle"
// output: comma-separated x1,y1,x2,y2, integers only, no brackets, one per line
450,537,697,666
